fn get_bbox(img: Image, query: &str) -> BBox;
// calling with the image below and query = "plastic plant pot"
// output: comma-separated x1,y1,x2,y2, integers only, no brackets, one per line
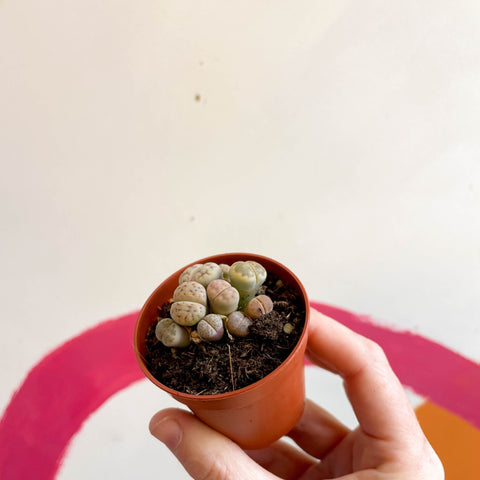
133,252,310,449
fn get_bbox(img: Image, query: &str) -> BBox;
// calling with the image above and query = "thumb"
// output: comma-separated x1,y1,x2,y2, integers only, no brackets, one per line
149,408,277,480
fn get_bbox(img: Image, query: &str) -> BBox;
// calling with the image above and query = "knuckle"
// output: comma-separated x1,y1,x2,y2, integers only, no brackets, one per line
363,338,387,364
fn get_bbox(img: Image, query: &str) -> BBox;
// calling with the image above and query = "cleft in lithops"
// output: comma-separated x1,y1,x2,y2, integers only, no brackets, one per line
155,318,190,348
245,294,273,319
207,279,240,315
197,313,225,341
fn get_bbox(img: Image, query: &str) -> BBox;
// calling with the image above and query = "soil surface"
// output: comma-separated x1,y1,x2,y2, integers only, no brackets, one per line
144,273,306,395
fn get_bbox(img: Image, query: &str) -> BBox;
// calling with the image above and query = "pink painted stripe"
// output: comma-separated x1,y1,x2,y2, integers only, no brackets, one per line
311,302,480,431
0,304,479,479
0,312,143,480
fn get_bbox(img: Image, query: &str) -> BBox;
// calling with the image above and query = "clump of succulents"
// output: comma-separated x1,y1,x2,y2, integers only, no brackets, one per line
154,260,274,348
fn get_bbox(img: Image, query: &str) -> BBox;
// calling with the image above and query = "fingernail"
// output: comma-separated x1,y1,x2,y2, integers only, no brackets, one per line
149,416,182,451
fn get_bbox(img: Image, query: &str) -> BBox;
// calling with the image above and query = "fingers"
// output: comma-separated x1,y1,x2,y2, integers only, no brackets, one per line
149,408,278,480
246,441,315,480
287,399,350,459
307,309,420,443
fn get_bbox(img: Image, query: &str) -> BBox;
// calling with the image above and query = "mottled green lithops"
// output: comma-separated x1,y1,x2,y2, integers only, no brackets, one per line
173,281,207,306
170,301,206,326
197,314,225,341
226,311,252,337
245,294,273,319
229,261,267,299
207,279,240,315
155,318,190,348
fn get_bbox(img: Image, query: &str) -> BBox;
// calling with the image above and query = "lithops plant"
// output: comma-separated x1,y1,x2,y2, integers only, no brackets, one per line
245,294,273,319
173,281,207,306
207,279,240,315
197,314,225,341
155,318,190,348
179,262,222,287
229,261,267,301
160,259,272,346
226,311,252,337
170,301,206,326
219,263,230,281
178,264,202,284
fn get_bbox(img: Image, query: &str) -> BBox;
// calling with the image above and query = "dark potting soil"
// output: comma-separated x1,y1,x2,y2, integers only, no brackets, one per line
143,273,306,395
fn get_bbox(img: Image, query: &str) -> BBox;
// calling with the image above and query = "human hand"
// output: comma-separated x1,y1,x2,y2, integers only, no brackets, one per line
149,308,444,479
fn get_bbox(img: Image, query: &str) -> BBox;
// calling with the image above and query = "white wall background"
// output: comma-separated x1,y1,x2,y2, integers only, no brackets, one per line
1,0,479,478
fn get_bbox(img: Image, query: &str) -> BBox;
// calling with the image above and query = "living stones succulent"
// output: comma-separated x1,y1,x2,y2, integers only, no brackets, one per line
197,313,225,341
229,261,267,300
162,259,272,345
179,262,222,287
178,264,202,284
245,294,273,319
173,281,207,306
170,301,206,326
219,263,230,281
207,279,240,315
226,311,252,337
155,318,190,348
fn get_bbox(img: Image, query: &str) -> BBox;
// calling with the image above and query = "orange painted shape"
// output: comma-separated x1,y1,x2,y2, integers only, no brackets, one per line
416,401,480,479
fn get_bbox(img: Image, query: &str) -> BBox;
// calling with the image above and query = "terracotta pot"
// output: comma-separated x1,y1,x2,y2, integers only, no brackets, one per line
134,253,310,449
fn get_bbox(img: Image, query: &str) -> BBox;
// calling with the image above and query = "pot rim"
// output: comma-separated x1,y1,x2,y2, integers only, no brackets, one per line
133,251,310,402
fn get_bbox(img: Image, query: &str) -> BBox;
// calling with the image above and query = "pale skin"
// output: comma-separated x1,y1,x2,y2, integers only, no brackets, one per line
149,308,444,480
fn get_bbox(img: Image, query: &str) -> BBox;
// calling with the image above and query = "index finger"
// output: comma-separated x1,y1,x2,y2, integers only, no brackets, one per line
306,308,420,442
